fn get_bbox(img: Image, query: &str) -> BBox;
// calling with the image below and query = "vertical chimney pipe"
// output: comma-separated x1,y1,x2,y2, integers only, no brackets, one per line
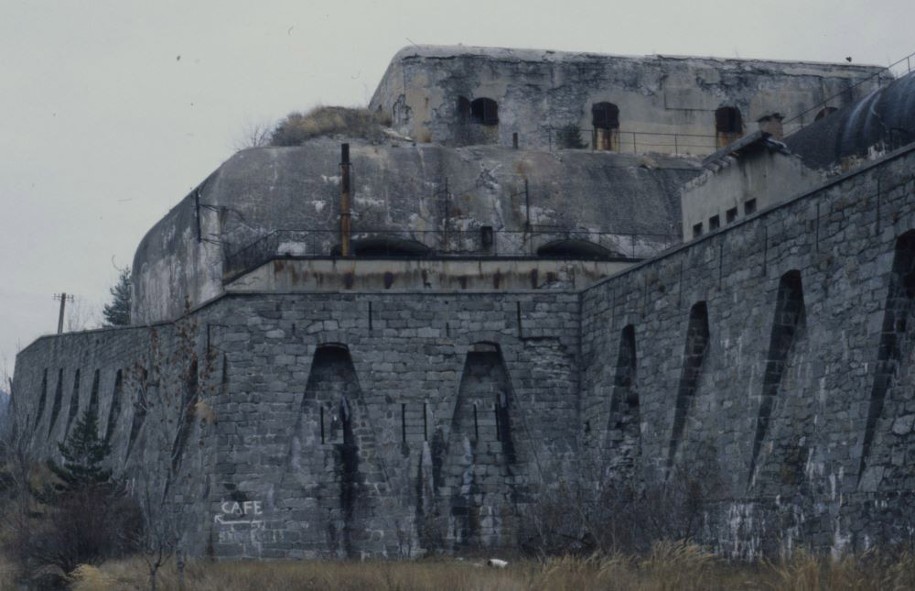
340,143,352,257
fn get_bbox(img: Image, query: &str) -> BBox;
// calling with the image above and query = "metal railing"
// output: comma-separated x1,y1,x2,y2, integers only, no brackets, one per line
548,126,719,155
223,227,680,280
783,49,915,128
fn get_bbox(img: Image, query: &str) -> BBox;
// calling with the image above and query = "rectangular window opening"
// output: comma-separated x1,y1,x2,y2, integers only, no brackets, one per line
726,207,738,224
692,223,703,238
401,403,407,444
709,215,720,231
744,199,757,215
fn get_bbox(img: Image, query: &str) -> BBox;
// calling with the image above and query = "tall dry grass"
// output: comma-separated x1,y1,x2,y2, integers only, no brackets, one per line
59,544,915,591
269,106,393,146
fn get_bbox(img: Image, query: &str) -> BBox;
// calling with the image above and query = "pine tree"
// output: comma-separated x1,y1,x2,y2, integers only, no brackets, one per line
49,409,112,492
103,266,132,327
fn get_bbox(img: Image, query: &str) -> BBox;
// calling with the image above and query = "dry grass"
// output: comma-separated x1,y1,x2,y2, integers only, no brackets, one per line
57,545,915,591
269,106,393,146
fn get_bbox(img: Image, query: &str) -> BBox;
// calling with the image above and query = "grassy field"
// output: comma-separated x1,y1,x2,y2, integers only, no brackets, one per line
17,542,907,591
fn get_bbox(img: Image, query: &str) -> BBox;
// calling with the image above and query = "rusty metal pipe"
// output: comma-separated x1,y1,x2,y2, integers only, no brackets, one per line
340,143,351,257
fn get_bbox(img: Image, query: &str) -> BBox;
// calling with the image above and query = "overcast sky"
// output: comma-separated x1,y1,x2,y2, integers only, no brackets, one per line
2,0,913,381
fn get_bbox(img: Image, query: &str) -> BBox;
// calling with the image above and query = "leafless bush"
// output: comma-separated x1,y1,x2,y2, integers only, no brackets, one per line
519,461,723,557
16,484,143,581
270,106,392,146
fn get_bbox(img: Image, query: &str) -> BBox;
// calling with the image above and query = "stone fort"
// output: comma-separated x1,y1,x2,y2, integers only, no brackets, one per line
10,45,915,559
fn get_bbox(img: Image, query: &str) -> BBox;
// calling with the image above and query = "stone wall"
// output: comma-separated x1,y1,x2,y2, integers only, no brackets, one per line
581,142,915,557
11,144,915,559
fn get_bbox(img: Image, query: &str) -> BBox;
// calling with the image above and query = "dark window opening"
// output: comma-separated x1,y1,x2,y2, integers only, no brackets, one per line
592,102,621,130
815,106,837,121
592,102,620,151
709,215,720,231
693,223,703,238
726,207,738,224
744,199,757,215
470,98,499,126
331,237,432,258
536,239,616,260
480,226,493,249
715,107,743,134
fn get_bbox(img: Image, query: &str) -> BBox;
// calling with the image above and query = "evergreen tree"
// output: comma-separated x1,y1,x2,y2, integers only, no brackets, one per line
49,409,112,492
103,266,132,327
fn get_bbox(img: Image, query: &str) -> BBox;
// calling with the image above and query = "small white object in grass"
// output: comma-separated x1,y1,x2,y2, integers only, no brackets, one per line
487,558,508,568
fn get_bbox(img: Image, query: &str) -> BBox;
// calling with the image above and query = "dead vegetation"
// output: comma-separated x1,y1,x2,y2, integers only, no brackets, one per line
268,106,393,146
54,546,915,591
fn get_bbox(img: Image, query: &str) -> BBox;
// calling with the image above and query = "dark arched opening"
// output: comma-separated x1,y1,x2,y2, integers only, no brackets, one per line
715,106,743,147
815,106,837,121
592,102,621,151
536,239,616,260
331,237,432,258
470,98,499,126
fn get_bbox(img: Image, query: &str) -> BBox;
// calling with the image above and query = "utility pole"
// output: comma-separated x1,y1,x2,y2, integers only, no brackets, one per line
53,293,74,335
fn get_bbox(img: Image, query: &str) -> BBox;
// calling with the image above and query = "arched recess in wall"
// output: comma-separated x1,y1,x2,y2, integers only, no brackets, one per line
592,102,620,151
470,98,499,126
815,106,838,121
606,325,641,475
747,270,807,491
667,301,710,475
331,237,432,258
292,343,382,559
65,369,81,435
859,230,915,487
715,106,743,148
125,368,149,460
437,341,521,549
536,239,617,260
34,369,48,431
48,369,64,436
170,356,198,475
88,369,100,420
104,369,123,444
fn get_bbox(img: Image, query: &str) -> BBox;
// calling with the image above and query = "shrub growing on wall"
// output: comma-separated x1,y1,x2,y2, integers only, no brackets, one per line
270,106,393,146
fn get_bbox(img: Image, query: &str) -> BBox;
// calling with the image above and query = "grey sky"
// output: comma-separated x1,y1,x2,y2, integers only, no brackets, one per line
2,0,913,380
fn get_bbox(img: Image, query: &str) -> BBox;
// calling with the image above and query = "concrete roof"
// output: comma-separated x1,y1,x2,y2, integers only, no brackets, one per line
390,44,888,74
784,70,915,169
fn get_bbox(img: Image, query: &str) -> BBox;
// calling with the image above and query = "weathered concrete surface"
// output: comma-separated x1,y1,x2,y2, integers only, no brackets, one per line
13,142,915,560
133,140,698,323
681,133,823,238
370,45,888,152
227,257,632,294
785,70,915,171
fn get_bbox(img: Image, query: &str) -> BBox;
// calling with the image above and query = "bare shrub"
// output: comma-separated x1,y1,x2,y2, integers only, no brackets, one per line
519,461,723,557
17,485,142,580
270,106,392,146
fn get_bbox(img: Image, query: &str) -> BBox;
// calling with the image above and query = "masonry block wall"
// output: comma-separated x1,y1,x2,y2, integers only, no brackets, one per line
581,144,915,557
10,145,915,559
